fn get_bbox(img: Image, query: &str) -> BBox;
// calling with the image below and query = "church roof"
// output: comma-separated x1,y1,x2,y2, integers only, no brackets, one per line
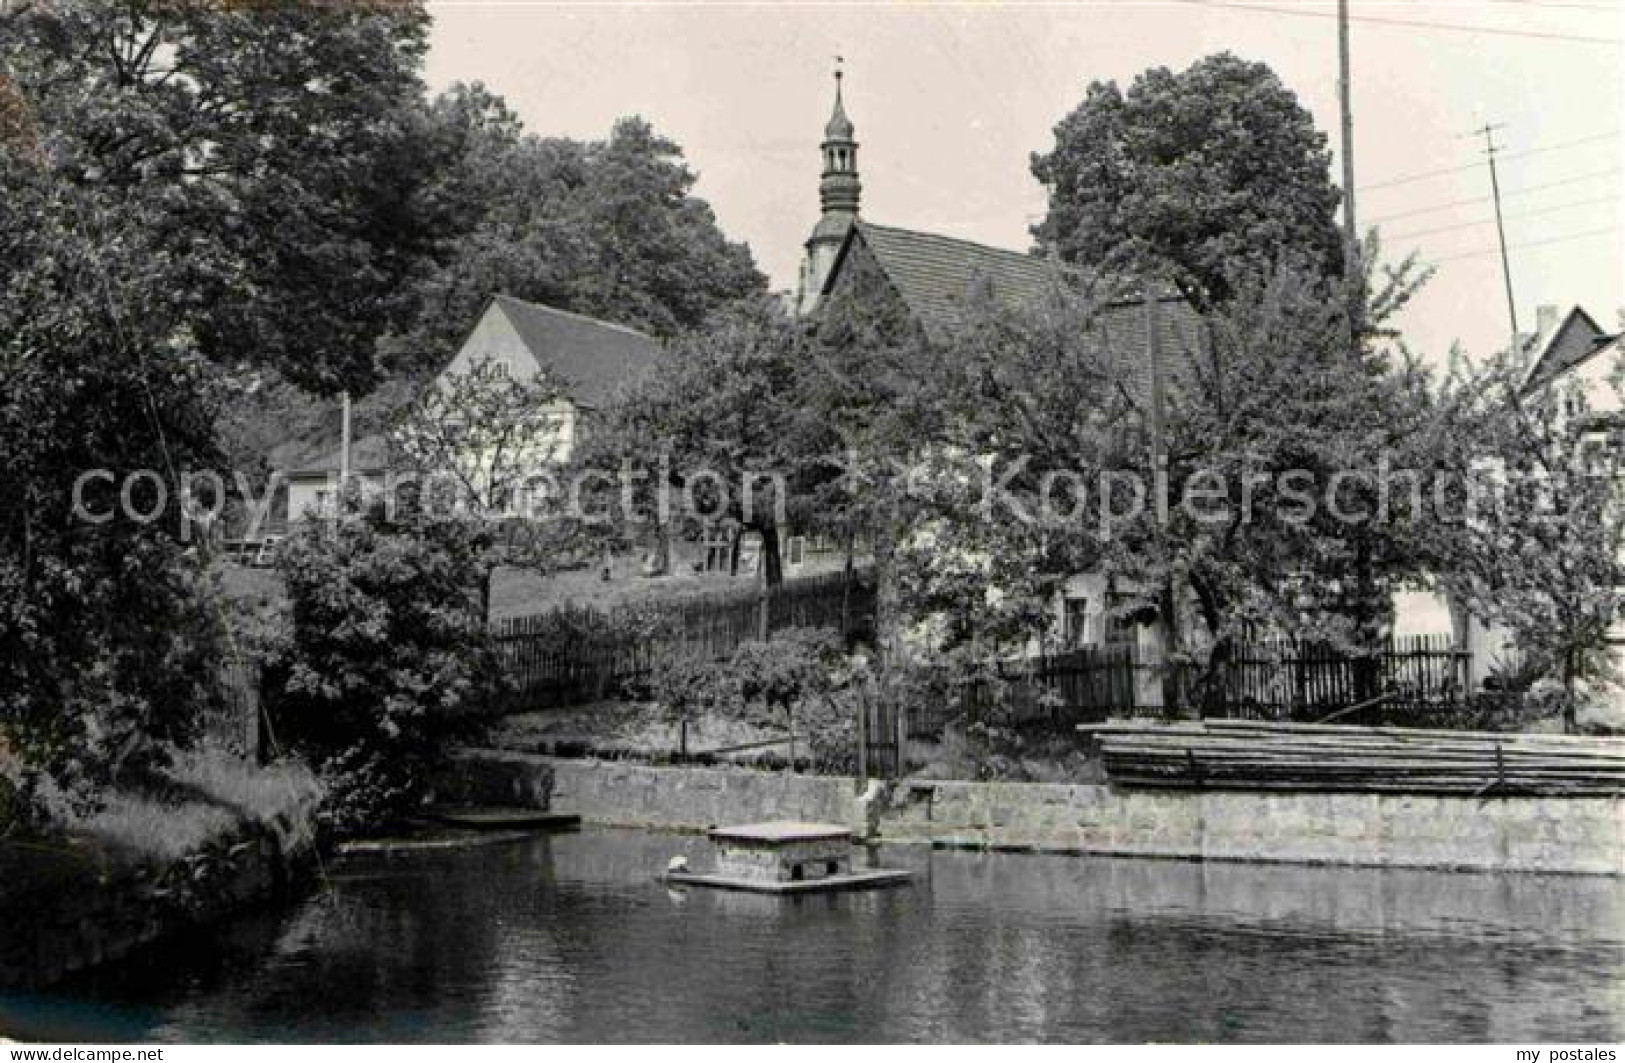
487,294,666,408
822,221,1203,404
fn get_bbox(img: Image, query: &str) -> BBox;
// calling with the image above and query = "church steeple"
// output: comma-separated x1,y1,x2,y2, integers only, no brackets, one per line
797,62,861,316
819,66,860,215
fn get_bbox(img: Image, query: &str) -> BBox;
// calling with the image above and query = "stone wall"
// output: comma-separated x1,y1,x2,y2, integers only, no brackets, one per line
432,748,557,809
879,778,1624,875
516,754,1625,876
544,757,859,833
0,798,321,990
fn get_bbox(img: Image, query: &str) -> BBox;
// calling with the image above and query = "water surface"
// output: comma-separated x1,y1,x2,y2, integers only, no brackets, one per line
4,827,1622,1042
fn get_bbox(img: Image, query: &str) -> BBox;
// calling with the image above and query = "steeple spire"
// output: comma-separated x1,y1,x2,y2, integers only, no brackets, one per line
819,59,860,216
795,61,862,316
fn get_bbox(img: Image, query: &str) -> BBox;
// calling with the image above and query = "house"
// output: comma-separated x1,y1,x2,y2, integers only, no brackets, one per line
277,295,665,525
434,293,666,465
1521,304,1623,414
1393,304,1625,690
284,433,393,523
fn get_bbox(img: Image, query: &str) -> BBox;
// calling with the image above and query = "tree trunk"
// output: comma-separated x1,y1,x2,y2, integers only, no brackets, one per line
479,565,494,630
1563,647,1578,734
840,524,855,640
753,522,784,588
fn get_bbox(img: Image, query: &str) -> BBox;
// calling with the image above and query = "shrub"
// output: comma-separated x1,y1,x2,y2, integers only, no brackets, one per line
649,627,863,772
261,498,504,835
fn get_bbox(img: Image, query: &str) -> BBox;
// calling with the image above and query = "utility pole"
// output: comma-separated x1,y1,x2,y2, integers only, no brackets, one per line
1337,0,1358,271
1339,1,1379,681
1470,122,1520,348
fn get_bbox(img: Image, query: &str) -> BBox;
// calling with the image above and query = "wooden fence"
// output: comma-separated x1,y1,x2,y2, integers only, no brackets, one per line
493,570,878,711
905,635,1471,742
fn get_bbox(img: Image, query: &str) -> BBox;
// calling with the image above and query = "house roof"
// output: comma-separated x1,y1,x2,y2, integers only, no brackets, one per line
1522,306,1619,393
288,433,393,478
486,294,665,408
825,221,1203,403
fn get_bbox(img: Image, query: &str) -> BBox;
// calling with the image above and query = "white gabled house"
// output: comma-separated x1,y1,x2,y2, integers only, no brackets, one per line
281,294,665,522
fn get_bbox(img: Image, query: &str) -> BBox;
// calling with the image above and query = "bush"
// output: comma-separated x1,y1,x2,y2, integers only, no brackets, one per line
261,498,504,835
648,627,863,773
314,745,420,840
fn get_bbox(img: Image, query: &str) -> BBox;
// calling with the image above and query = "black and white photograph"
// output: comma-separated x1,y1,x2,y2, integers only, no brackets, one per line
0,0,1622,1049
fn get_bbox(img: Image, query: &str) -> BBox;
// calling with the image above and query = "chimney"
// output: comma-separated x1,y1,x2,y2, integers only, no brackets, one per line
1536,304,1560,341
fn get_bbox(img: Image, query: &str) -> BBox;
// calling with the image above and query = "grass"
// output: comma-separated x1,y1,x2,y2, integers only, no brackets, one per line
221,544,847,620
72,744,321,863
483,701,787,760
75,791,242,863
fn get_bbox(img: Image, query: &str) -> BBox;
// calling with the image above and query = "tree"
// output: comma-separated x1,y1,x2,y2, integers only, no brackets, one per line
584,298,821,588
0,0,446,798
1031,53,1345,308
380,116,767,375
0,0,435,395
1429,353,1625,732
0,152,228,789
390,357,582,622
879,252,1439,714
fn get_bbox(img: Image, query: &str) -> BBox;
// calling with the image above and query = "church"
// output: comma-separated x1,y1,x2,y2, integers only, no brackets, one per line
786,69,1204,665
790,69,1200,382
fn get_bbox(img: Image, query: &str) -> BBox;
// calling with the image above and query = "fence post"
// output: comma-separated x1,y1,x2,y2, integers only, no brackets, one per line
856,691,869,784
894,694,906,778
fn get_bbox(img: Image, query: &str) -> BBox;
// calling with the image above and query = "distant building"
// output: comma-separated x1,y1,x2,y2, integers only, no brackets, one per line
434,294,666,464
1394,304,1625,692
788,71,1205,677
279,294,664,523
1520,304,1623,414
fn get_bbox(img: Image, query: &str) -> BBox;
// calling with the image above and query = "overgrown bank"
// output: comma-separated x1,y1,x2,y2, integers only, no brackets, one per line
0,751,322,991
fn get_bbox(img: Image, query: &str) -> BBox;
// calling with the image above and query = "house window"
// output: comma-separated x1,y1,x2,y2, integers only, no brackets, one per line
1062,596,1090,649
787,536,806,566
1104,592,1142,645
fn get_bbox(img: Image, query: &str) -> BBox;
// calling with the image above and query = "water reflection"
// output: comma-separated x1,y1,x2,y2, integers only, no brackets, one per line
3,827,1621,1043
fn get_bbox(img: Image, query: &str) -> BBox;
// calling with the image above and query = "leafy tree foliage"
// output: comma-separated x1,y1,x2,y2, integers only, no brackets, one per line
874,253,1437,711
391,356,585,620
0,153,229,788
1,0,436,395
583,297,822,586
1031,53,1345,307
262,496,502,832
649,628,860,772
1427,352,1625,731
381,116,767,374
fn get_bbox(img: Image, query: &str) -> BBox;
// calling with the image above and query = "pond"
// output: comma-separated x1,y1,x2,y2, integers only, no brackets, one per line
4,827,1623,1043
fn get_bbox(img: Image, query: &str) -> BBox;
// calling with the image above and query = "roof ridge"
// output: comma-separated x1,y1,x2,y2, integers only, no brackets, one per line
492,293,659,342
851,220,1180,306
856,220,1043,265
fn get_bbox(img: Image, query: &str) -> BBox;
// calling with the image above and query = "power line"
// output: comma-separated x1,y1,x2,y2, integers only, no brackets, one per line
1387,193,1622,240
1427,225,1622,264
1358,131,1622,192
1491,1,1623,13
1181,0,1625,44
1367,166,1622,224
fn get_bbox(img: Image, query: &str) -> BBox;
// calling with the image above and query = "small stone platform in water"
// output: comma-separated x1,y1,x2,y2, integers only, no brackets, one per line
662,820,913,894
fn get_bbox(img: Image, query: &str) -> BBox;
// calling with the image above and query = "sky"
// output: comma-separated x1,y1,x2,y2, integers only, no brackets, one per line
423,0,1624,366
